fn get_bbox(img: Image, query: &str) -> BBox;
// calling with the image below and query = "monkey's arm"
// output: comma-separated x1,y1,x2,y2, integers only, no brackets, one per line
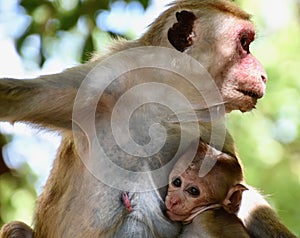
0,221,33,238
0,77,76,129
0,64,94,130
239,188,297,238
181,209,250,238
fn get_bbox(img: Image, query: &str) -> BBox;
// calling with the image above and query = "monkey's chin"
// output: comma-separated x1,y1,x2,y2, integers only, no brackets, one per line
166,210,189,222
239,97,258,112
225,96,257,113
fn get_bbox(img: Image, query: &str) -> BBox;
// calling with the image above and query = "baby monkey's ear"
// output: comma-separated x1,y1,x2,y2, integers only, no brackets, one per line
223,184,248,214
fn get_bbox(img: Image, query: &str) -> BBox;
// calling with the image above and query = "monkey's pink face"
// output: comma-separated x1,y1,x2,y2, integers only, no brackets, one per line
209,20,267,112
165,168,213,222
184,15,268,112
219,22,267,112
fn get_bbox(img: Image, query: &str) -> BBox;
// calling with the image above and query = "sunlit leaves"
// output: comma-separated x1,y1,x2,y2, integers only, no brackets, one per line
16,0,150,66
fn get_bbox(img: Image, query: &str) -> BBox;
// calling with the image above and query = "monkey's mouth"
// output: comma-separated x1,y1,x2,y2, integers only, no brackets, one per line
225,89,262,113
238,89,261,99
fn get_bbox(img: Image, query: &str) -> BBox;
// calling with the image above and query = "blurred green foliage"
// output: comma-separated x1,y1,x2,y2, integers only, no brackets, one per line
0,131,37,226
0,0,299,236
0,165,37,226
16,0,150,64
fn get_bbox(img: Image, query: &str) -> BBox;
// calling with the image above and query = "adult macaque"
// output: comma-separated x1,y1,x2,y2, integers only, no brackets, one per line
165,141,249,237
0,0,296,237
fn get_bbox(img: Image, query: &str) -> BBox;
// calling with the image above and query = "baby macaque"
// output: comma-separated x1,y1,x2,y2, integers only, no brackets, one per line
165,141,250,237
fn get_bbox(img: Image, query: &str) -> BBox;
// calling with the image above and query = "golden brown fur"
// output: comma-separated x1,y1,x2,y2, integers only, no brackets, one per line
181,208,250,238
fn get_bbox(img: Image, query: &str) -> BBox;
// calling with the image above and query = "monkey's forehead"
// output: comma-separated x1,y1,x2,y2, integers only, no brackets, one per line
199,15,256,42
169,164,201,179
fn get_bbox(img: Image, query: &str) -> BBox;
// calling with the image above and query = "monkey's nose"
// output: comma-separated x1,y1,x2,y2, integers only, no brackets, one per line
168,198,180,209
261,74,267,84
166,197,178,210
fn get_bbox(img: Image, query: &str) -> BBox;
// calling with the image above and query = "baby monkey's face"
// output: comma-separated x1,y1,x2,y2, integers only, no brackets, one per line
165,143,245,222
165,164,215,221
165,146,221,222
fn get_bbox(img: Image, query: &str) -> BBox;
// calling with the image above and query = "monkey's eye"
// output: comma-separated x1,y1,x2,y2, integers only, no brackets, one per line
240,36,250,53
172,177,182,187
186,186,200,197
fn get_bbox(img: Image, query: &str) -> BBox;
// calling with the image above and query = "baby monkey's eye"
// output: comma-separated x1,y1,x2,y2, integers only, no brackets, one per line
172,177,182,187
186,186,200,197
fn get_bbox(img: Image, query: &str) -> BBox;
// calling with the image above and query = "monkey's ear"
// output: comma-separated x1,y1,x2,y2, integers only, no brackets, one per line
167,10,196,52
223,184,248,214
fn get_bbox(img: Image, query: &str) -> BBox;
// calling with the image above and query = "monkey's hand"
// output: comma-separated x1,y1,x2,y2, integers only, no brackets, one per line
0,221,33,238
